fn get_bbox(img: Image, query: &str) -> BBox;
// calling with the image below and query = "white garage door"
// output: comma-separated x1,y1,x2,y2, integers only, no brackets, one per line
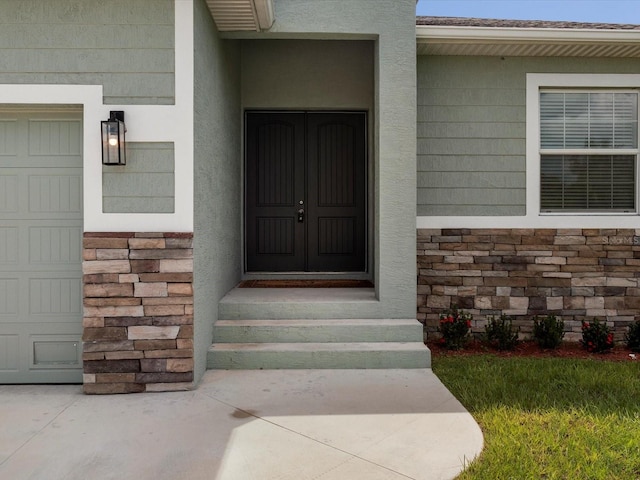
0,109,83,383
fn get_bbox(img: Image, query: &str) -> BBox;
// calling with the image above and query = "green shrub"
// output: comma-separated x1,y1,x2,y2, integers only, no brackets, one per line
625,320,640,353
581,318,614,353
533,315,565,349
485,314,519,351
438,307,472,350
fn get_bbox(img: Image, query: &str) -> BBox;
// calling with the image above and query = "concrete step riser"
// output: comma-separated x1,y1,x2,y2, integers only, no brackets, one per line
207,349,431,370
219,303,383,320
213,324,423,344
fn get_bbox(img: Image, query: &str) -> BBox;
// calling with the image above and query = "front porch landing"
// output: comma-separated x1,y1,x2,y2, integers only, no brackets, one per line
219,287,378,320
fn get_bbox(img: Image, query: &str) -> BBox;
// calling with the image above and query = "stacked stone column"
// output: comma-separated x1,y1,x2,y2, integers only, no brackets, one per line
82,232,194,394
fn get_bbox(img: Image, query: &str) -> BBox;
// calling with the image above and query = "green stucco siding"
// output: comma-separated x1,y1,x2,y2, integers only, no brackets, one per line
260,0,418,319
102,142,174,213
193,0,242,384
0,0,174,104
417,55,640,216
241,40,373,110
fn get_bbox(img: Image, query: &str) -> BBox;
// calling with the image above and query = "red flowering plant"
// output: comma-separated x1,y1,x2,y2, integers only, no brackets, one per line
581,318,614,353
438,307,473,350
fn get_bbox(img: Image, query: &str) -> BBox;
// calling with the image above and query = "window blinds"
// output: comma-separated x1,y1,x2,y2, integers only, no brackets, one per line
540,92,638,149
540,92,638,212
541,155,635,211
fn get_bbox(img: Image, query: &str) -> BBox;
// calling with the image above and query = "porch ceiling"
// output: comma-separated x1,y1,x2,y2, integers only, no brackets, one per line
417,26,640,57
206,0,274,32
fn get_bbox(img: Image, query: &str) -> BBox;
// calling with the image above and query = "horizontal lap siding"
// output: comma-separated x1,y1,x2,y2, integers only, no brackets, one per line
103,143,175,213
417,56,526,216
0,0,174,105
416,56,640,217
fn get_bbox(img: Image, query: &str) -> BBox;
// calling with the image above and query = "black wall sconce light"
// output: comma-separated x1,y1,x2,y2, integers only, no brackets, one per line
101,111,126,165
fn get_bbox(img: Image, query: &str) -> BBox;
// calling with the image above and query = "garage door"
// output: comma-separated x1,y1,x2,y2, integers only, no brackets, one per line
0,109,83,383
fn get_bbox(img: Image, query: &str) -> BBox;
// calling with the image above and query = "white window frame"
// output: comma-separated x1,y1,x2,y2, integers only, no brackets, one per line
526,74,640,228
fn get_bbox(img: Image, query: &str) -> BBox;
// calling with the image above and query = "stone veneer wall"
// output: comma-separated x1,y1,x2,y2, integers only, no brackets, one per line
82,233,193,394
418,229,640,342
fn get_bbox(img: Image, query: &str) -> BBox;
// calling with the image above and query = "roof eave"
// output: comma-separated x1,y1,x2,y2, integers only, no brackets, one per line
416,24,640,57
207,0,274,32
416,24,640,44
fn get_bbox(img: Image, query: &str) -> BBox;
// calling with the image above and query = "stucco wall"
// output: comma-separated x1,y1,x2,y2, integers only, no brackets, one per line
0,0,175,104
417,55,640,216
239,0,417,318
241,40,373,109
193,0,242,383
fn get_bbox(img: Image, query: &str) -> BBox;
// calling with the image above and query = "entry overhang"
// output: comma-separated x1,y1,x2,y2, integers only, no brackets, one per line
206,0,274,32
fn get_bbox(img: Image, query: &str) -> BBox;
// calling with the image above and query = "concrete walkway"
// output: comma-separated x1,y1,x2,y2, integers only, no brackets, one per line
0,369,483,480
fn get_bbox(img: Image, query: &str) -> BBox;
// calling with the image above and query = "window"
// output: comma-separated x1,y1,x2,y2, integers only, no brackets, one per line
539,91,638,212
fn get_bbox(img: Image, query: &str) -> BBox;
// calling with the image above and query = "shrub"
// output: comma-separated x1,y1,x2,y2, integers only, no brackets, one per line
532,315,565,349
438,307,472,350
485,315,519,351
625,320,640,353
581,318,614,353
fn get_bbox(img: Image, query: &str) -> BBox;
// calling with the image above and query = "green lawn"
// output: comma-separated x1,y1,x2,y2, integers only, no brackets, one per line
432,356,640,480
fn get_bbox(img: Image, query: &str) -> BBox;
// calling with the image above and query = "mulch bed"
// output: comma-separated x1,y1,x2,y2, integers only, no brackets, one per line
427,339,640,362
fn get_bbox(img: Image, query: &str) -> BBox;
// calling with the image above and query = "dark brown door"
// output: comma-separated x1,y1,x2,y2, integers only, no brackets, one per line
246,112,366,272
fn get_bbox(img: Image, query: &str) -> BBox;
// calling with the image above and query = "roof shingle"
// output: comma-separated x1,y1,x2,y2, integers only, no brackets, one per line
416,16,640,30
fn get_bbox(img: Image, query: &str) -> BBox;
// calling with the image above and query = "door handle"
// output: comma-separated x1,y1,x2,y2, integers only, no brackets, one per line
297,208,304,223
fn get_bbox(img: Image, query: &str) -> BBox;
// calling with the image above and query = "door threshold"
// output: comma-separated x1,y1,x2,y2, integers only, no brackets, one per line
238,279,374,288
243,272,372,281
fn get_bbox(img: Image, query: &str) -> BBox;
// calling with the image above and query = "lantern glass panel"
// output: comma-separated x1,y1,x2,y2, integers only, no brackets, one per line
101,118,125,165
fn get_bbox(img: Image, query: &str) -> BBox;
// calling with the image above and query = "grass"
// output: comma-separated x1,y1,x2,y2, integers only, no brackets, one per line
432,355,640,480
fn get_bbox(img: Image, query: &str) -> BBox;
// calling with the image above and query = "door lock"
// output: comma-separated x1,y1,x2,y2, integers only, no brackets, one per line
297,208,305,223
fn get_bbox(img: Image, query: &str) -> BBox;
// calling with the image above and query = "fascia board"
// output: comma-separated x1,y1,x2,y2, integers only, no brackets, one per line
416,25,640,44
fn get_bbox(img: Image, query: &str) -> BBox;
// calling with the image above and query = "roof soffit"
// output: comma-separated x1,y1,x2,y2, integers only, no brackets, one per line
206,0,274,32
416,24,640,57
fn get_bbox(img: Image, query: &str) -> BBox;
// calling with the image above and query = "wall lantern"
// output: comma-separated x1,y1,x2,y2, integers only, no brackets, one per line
101,111,126,165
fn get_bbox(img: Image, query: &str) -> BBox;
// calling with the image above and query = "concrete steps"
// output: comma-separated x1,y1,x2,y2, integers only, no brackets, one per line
208,318,430,370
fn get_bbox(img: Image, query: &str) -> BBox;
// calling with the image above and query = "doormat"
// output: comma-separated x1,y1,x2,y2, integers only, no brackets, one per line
238,280,374,288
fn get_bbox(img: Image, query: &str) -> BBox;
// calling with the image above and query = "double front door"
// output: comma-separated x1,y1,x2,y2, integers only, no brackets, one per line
246,112,366,272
